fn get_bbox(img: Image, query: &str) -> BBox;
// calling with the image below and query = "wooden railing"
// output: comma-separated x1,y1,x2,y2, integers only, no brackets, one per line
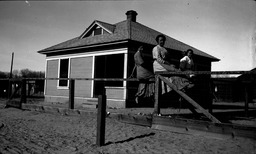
154,70,256,121
1,70,255,145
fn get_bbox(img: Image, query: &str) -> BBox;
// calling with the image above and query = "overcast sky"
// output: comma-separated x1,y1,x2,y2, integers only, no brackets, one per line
0,0,255,72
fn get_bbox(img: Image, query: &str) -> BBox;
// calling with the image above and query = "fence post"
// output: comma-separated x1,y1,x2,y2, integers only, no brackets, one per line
96,88,106,146
8,80,12,99
69,79,75,109
20,79,26,107
244,83,249,117
153,75,160,115
208,79,213,113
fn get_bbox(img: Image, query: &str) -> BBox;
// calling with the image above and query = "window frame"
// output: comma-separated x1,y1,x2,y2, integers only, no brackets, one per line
94,27,102,36
57,58,70,89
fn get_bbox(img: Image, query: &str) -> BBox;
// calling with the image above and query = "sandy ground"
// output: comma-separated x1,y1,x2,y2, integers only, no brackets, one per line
0,107,255,154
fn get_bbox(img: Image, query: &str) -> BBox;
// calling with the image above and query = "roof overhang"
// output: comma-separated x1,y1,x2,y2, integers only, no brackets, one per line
38,40,129,55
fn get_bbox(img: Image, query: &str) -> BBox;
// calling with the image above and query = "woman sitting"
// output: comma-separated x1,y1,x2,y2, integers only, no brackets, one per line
152,34,194,94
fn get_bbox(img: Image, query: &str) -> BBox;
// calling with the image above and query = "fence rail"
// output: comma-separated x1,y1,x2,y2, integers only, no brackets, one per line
1,70,255,81
155,70,256,75
1,70,255,145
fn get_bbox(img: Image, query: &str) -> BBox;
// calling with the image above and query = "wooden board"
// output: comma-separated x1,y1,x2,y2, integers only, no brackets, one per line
116,113,256,140
152,116,256,140
117,114,152,127
158,75,221,123
5,100,22,109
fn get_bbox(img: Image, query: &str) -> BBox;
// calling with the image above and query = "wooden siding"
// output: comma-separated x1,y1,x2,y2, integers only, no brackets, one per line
45,59,69,96
70,56,93,97
105,87,125,99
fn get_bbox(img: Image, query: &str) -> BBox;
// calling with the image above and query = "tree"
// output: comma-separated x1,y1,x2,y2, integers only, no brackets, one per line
20,69,45,78
0,69,45,78
12,70,20,78
0,71,8,78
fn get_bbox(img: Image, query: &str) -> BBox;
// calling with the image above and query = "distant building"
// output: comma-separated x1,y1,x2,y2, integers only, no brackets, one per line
38,10,219,108
212,68,256,103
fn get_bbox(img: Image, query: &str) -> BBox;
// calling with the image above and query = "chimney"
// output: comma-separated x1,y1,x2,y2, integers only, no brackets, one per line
126,10,138,22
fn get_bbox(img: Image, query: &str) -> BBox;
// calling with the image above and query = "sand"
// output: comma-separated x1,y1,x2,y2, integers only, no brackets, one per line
0,107,255,154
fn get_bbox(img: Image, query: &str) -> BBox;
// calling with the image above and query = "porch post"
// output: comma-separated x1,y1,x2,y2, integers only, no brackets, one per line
153,75,160,115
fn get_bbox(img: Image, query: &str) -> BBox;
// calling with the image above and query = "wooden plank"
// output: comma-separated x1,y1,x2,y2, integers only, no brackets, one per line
244,84,249,117
20,79,27,104
7,82,20,99
117,114,152,127
155,71,256,75
116,114,256,140
152,116,256,140
153,75,160,115
96,94,106,146
69,79,75,109
158,75,221,123
5,100,22,109
6,81,22,109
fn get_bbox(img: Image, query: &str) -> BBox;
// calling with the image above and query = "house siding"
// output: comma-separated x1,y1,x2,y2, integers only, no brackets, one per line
45,56,94,104
45,59,69,97
105,87,125,99
70,56,93,98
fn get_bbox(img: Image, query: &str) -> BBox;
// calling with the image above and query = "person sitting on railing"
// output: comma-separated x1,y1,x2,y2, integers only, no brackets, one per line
180,49,194,71
152,34,194,94
134,46,155,105
180,49,195,78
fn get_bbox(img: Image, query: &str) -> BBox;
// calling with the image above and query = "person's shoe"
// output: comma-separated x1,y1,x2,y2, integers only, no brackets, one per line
135,97,139,104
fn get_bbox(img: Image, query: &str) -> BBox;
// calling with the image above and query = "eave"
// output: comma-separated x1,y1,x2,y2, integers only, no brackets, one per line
38,40,129,55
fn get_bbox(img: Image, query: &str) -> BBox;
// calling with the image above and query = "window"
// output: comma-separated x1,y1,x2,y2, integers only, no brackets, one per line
94,27,102,35
83,25,110,38
58,58,69,87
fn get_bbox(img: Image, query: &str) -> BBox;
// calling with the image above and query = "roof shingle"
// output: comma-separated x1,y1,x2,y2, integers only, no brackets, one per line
38,19,219,61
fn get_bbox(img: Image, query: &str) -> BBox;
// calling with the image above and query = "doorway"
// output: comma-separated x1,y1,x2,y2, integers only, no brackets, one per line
94,54,124,97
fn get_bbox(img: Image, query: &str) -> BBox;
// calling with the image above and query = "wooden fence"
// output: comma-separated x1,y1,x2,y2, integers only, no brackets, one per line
1,70,256,145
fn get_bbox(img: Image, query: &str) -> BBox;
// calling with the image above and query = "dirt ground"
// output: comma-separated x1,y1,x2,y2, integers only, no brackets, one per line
0,107,255,154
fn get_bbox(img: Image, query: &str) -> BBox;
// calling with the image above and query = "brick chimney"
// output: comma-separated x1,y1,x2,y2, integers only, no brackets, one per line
126,10,137,22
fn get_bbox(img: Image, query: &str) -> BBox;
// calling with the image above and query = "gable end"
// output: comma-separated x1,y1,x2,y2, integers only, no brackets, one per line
80,20,114,39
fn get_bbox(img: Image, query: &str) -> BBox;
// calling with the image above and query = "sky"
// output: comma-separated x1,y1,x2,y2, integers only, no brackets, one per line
0,0,255,72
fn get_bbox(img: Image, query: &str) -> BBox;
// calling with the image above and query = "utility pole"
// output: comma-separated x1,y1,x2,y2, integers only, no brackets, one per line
8,52,14,98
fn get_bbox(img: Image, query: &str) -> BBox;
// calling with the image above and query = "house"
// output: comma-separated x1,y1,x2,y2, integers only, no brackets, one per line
237,68,256,103
38,10,219,108
211,68,256,103
211,76,242,102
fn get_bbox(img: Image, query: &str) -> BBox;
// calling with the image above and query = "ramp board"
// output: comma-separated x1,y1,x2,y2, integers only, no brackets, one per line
158,75,221,123
5,100,22,109
152,115,256,140
116,113,256,140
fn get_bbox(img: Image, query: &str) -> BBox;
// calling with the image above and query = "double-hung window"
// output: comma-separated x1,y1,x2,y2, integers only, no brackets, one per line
58,58,69,87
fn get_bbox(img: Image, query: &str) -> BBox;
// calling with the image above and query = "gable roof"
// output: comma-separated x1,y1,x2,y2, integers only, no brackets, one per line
38,20,129,53
38,18,219,61
79,20,115,38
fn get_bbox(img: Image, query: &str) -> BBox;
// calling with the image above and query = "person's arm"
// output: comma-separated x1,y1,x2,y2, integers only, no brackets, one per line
179,56,188,71
135,52,153,70
179,61,186,71
134,52,144,66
